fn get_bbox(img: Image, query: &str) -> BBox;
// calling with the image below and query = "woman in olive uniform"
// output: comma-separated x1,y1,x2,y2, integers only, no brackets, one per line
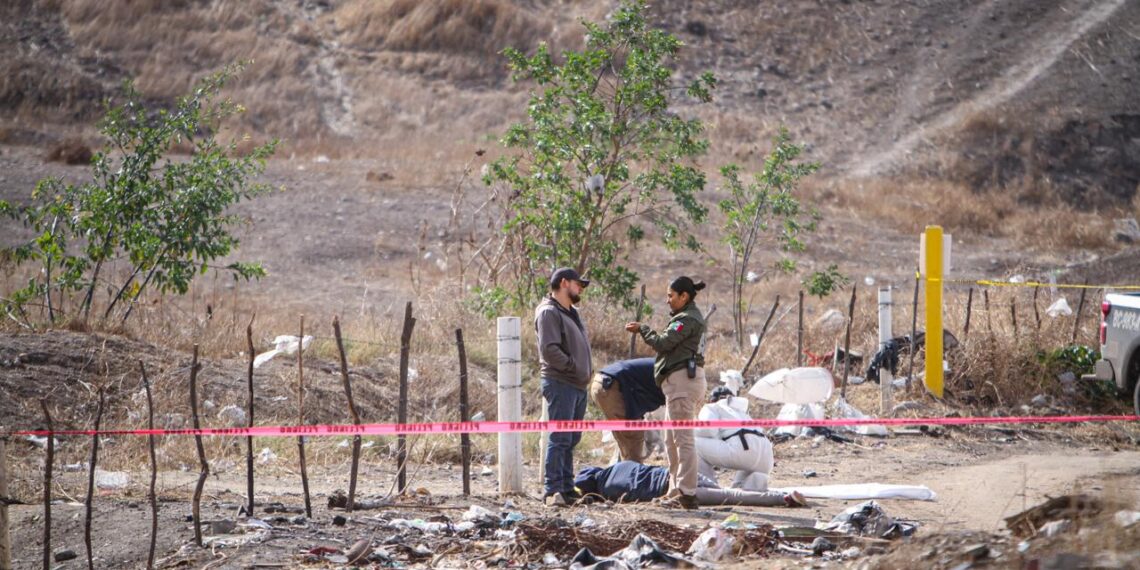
625,276,707,509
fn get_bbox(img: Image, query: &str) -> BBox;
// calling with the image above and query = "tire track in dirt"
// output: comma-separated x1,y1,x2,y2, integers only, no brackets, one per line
852,0,1129,178
898,450,1140,533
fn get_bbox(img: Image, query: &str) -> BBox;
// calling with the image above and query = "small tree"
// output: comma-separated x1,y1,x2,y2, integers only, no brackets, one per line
0,63,276,326
719,128,829,350
482,0,716,309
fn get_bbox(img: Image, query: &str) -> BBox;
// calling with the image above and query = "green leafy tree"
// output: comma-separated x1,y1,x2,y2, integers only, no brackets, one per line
0,62,276,326
482,0,716,309
718,127,826,349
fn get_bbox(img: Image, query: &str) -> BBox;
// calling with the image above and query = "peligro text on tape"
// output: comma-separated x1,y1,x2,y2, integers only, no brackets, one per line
7,415,1138,439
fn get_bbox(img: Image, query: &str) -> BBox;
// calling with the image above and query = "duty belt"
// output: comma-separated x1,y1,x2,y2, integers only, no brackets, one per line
722,428,765,451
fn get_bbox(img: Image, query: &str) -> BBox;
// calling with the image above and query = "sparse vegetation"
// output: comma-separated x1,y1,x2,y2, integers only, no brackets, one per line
0,63,277,326
482,0,717,310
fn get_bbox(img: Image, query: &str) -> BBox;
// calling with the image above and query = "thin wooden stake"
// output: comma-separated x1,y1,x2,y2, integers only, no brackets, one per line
456,328,471,496
333,317,363,511
397,302,417,494
140,361,158,570
628,284,646,359
741,296,780,378
40,400,53,570
1032,287,1041,331
297,316,312,518
189,345,208,547
984,289,992,334
963,287,974,341
796,290,805,368
908,271,921,389
841,286,857,399
245,316,255,517
83,388,105,570
1010,296,1019,337
0,433,9,570
1072,282,1089,344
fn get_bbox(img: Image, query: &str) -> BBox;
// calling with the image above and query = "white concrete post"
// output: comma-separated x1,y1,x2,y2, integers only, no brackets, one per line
878,287,894,414
497,317,523,494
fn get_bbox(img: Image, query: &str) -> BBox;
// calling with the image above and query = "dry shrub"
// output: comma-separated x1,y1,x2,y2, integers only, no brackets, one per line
44,136,93,164
335,0,550,56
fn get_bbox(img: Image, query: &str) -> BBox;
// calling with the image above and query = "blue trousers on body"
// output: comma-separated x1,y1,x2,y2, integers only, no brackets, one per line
542,377,587,495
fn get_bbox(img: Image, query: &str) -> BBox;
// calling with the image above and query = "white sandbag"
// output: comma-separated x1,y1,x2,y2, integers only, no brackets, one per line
770,483,937,501
773,402,826,437
834,398,888,437
749,367,834,404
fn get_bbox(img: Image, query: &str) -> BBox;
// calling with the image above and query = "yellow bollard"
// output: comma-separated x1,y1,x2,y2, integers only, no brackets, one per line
923,226,944,398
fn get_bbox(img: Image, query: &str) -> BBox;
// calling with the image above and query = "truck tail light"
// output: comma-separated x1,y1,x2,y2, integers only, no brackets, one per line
1100,300,1110,345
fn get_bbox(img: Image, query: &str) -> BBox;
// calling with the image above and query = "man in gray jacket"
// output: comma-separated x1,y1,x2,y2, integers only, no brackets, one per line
535,267,593,506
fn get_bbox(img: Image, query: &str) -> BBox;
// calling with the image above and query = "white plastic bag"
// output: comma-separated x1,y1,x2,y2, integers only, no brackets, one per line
687,527,735,562
749,367,834,404
253,335,314,368
834,398,888,437
773,402,826,437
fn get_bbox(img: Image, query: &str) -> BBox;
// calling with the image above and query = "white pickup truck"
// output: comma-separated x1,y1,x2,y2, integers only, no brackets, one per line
1085,292,1140,415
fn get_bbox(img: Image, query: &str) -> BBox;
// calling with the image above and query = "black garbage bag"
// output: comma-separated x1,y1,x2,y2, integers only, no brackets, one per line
569,534,695,569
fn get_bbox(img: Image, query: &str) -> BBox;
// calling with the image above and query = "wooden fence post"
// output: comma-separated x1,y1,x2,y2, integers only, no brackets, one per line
741,296,779,378
84,388,105,570
1072,282,1089,344
296,317,312,518
456,329,471,496
139,361,158,570
333,317,363,511
796,291,804,368
963,287,973,341
397,302,416,494
245,316,255,516
1010,295,1019,337
908,270,920,389
1,433,10,570
189,346,208,547
40,400,54,570
841,286,857,399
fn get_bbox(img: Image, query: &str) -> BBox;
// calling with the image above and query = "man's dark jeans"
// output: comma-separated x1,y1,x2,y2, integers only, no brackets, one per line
542,377,587,496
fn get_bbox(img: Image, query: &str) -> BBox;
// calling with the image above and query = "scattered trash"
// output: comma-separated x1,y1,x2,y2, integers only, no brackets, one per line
94,470,131,489
1046,298,1072,318
1030,394,1050,408
749,367,834,404
833,398,888,437
847,375,865,385
822,501,917,539
1114,217,1140,243
890,400,926,416
772,403,826,438
24,435,59,449
253,335,314,368
463,505,496,521
1005,494,1113,538
480,466,494,477
258,447,277,464
1115,511,1140,527
54,549,78,562
208,520,237,535
218,405,246,427
719,514,756,530
471,411,486,422
570,533,693,569
811,536,837,556
332,515,347,526
543,552,560,566
1039,519,1071,537
345,538,372,565
688,527,736,562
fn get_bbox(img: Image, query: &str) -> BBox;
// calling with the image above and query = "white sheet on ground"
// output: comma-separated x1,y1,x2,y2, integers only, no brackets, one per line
770,483,936,501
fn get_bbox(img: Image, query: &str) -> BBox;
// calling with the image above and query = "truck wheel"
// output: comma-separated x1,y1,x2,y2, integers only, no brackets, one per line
1134,380,1140,417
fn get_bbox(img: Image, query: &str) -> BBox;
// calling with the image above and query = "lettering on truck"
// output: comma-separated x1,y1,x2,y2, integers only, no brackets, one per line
1111,308,1140,333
